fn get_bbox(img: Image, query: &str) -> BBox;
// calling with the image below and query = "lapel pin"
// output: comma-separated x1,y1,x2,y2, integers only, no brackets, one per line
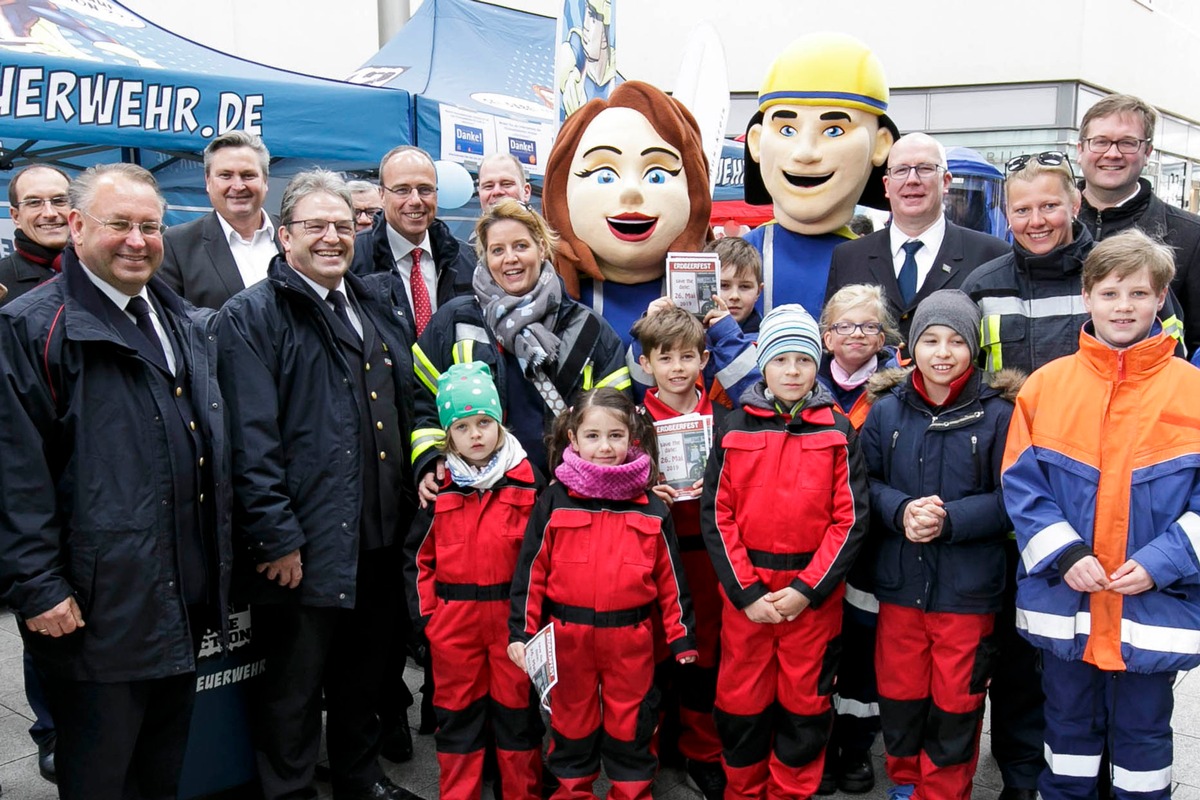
942,264,952,273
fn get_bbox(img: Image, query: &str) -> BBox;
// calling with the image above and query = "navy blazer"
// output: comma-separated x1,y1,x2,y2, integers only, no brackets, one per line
825,220,1008,342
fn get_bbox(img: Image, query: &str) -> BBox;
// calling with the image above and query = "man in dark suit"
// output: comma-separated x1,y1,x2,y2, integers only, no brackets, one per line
217,170,416,800
825,132,1008,343
349,145,474,339
0,165,71,308
160,132,281,309
0,163,230,800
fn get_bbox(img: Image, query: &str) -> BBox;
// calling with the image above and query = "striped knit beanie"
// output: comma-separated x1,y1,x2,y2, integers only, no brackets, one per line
756,304,822,370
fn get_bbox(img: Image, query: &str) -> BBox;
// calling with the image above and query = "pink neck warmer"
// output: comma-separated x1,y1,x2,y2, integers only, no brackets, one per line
830,356,879,390
555,447,652,501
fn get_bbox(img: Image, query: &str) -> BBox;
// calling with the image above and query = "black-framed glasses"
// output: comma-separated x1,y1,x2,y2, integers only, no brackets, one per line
885,163,943,181
828,321,884,336
84,211,167,237
1005,151,1075,180
383,184,436,199
17,196,69,211
1081,136,1150,155
287,218,356,237
353,206,382,219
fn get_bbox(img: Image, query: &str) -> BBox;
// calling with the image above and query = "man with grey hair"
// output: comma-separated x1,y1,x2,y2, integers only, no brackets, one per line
0,162,231,800
217,169,417,800
476,152,532,209
350,145,473,339
348,179,384,232
826,131,1008,341
161,131,282,309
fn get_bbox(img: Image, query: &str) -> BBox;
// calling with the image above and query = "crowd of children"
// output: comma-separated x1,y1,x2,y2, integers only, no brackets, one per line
402,228,1200,800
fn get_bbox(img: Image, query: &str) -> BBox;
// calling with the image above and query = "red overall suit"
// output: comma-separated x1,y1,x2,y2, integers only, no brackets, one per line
510,483,697,800
406,460,544,800
642,387,726,766
701,388,869,799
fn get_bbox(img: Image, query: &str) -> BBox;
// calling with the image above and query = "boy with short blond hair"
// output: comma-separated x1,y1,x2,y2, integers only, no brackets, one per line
632,303,728,797
1003,228,1200,800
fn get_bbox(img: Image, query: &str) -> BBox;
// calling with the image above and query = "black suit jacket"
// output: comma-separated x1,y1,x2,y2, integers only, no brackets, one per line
159,211,282,310
825,220,1009,342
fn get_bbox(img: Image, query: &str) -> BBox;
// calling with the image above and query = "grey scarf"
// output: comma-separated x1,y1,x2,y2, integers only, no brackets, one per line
472,259,563,374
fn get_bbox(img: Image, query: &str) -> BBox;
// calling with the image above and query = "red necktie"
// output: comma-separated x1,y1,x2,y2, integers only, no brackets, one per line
409,247,432,337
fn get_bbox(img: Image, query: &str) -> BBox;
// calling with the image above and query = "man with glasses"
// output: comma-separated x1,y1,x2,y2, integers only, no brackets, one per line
160,132,282,309
217,170,416,800
1077,93,1200,353
826,133,1008,343
348,180,384,232
0,165,71,307
350,145,473,340
0,163,230,800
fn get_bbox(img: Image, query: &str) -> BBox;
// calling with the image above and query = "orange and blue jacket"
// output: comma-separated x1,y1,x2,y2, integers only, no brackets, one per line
1002,324,1200,674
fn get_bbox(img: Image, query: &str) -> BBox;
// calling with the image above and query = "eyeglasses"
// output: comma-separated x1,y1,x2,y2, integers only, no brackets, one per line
1081,136,1149,155
383,184,436,199
885,163,943,181
16,196,69,211
1005,151,1074,179
828,321,883,336
287,218,356,237
353,206,382,219
84,211,167,237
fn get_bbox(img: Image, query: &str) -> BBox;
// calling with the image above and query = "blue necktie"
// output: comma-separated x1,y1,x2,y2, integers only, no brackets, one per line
899,239,923,306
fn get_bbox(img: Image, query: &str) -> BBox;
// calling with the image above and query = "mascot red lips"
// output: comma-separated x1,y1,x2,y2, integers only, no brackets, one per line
606,212,658,242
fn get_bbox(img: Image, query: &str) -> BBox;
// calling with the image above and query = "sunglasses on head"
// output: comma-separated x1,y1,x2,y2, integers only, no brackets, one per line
1005,151,1075,181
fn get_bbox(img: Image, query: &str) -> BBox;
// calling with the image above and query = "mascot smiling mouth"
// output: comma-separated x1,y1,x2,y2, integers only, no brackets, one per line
606,213,658,242
784,172,833,188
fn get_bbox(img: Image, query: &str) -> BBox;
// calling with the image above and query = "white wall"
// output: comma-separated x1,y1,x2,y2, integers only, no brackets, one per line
122,0,1200,125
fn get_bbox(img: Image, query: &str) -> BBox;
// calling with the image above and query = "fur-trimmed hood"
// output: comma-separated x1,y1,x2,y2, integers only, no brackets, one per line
865,366,1025,405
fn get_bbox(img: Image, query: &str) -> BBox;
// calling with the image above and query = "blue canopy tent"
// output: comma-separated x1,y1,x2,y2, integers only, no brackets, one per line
0,0,412,225
946,145,1009,240
348,0,557,189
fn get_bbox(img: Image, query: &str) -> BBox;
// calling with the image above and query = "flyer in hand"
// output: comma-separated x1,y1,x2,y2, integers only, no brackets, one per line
525,623,558,713
654,413,714,499
666,252,721,316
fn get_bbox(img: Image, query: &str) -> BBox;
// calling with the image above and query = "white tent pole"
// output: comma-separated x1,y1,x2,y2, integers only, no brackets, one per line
378,0,411,46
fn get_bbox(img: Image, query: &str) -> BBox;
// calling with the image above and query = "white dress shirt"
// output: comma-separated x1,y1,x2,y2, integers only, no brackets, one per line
889,214,947,294
216,211,276,289
80,263,177,374
386,225,439,315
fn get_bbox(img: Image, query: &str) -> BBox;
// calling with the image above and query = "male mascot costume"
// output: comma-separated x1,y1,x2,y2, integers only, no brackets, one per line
743,32,897,316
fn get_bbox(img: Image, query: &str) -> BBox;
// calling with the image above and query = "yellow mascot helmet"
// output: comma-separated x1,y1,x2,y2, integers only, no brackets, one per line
744,32,898,209
758,33,889,116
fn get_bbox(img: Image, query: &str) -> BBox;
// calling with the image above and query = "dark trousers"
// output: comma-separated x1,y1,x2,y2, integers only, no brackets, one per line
40,670,196,800
23,649,56,747
989,540,1046,789
1040,654,1174,800
250,549,399,800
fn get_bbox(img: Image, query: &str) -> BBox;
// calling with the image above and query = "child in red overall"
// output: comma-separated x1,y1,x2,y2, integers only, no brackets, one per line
632,305,728,798
406,361,544,800
702,304,870,799
508,388,697,800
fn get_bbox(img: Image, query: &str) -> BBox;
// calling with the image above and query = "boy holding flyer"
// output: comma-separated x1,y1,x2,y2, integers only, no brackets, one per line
632,305,729,798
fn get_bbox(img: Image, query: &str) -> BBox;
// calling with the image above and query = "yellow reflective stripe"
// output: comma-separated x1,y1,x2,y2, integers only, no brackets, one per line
980,314,1003,373
410,428,445,464
413,344,440,394
451,339,474,365
1162,314,1185,348
595,366,631,391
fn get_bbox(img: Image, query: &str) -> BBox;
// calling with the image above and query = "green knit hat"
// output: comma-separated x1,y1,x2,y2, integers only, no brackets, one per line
437,362,502,428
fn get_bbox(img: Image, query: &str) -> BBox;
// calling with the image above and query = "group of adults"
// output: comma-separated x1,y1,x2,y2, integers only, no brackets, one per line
0,131,631,800
0,87,1198,800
